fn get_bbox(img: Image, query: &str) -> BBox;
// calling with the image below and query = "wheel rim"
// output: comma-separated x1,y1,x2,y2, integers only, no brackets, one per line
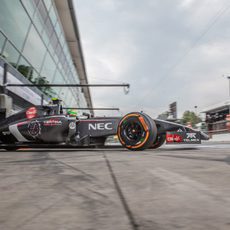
119,116,147,146
123,120,143,143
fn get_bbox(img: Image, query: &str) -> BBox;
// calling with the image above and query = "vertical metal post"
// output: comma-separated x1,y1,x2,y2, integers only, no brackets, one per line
228,76,230,97
194,105,198,115
227,76,230,114
3,63,8,95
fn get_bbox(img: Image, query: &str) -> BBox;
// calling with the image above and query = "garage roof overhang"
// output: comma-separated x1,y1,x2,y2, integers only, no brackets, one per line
201,99,230,113
54,0,93,112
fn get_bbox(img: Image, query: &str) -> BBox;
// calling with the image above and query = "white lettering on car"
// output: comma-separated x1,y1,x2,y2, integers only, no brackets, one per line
88,123,113,130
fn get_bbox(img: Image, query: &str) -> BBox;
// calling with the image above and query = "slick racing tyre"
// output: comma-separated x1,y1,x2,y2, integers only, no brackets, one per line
150,134,166,149
117,112,157,151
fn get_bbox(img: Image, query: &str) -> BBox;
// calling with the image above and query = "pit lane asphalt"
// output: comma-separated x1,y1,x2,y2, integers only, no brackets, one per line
0,143,230,230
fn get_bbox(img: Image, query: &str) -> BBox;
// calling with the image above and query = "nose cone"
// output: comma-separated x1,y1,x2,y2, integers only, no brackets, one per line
200,131,209,140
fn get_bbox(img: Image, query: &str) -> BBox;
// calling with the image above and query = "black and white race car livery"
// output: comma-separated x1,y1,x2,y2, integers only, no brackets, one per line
0,104,209,151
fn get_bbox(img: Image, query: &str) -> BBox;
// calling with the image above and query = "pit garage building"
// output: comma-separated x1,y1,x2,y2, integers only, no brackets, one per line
0,0,92,113
202,99,230,134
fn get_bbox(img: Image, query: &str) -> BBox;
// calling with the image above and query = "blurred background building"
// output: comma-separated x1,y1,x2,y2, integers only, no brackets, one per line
0,0,92,112
202,99,230,134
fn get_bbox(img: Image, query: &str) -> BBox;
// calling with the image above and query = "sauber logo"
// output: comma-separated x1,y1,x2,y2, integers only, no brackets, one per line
28,121,41,137
69,122,76,129
88,122,113,130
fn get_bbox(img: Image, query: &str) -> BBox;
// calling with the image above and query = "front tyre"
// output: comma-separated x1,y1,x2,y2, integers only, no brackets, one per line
117,112,157,150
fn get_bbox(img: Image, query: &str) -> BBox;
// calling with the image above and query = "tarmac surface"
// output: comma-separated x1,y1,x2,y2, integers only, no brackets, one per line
0,143,230,230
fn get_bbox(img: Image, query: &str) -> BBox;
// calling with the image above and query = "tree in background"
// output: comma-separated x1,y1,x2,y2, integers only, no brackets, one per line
182,111,202,127
17,65,33,82
34,76,55,98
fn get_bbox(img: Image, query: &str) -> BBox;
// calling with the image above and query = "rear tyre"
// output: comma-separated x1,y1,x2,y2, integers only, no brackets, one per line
117,112,157,151
150,134,166,149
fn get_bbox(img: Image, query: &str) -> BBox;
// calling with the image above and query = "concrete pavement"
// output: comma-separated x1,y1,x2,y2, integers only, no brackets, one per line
0,144,230,230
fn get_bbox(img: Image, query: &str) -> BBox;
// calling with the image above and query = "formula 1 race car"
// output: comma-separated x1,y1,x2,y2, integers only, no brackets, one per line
0,102,209,151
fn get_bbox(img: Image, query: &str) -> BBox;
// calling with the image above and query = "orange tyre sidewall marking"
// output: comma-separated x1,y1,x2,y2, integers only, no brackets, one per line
119,113,139,124
117,113,140,146
138,116,148,131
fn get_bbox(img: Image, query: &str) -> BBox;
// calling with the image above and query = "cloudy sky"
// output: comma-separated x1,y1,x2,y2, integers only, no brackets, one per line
74,0,230,117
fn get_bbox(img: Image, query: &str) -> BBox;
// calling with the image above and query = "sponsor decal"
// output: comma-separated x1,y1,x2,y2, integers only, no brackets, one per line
88,122,113,131
26,107,37,119
186,133,196,139
184,132,200,143
69,122,76,130
2,131,11,135
43,118,62,126
28,121,41,137
166,131,201,144
166,133,183,143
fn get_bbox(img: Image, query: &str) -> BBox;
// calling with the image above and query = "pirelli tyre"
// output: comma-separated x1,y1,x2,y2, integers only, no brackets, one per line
150,134,166,149
117,112,157,151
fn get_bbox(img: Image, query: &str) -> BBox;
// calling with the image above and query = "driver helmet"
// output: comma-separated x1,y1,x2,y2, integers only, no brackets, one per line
67,109,78,117
51,97,62,105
